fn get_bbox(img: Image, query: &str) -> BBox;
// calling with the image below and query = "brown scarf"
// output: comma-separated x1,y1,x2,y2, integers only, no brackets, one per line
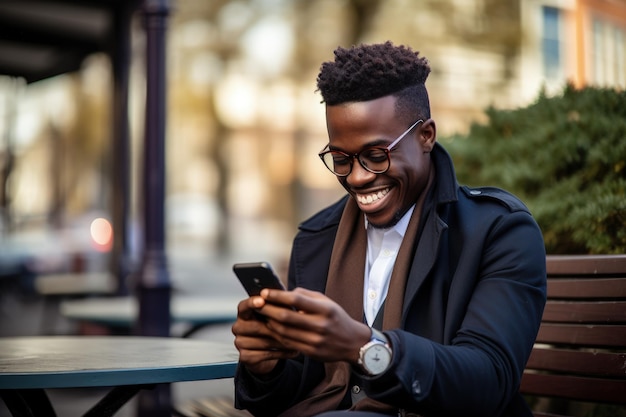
279,173,433,417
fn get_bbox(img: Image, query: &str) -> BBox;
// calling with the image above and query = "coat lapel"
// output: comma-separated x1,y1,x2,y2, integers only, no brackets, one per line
402,199,448,323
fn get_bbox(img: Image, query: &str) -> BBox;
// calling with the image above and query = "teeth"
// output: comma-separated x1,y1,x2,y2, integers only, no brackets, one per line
357,188,389,205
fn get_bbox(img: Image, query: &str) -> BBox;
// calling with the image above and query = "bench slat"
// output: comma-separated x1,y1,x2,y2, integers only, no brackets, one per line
532,413,570,417
535,323,626,347
547,278,626,299
542,300,626,323
526,348,626,377
520,373,626,405
546,255,626,275
521,255,626,415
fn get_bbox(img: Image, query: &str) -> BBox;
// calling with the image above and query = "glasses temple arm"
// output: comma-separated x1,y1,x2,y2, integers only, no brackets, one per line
387,119,423,149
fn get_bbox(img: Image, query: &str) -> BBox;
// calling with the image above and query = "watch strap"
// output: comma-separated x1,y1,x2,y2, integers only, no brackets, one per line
370,328,389,346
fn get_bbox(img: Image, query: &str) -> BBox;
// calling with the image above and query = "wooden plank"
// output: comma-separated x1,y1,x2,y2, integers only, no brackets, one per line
535,323,626,347
547,278,626,299
542,301,626,323
520,373,626,404
524,255,626,416
546,255,626,276
532,413,569,417
525,348,626,377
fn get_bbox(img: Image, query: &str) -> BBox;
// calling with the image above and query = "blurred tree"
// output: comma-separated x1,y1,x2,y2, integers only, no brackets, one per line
169,0,386,250
0,78,19,231
170,0,262,252
38,66,110,228
64,69,111,216
447,84,626,254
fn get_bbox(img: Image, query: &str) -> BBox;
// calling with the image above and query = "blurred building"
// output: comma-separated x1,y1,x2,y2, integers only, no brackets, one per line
521,0,626,100
366,0,626,133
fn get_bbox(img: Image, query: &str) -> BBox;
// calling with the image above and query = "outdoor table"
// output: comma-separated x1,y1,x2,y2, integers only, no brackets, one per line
0,336,238,417
61,296,240,337
34,272,118,334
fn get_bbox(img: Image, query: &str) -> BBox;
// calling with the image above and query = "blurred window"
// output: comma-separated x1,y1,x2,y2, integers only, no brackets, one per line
593,17,626,88
542,6,562,81
617,29,625,87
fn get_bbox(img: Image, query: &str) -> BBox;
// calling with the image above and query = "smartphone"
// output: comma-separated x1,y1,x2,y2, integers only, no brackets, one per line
233,261,287,297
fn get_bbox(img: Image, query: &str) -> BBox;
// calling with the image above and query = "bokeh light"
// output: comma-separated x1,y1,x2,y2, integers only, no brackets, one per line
90,217,113,252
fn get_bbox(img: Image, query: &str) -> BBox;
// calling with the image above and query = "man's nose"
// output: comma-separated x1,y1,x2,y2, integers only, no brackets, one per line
346,159,376,186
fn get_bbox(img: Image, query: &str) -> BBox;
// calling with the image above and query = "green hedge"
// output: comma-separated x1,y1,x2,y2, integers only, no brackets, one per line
446,84,626,254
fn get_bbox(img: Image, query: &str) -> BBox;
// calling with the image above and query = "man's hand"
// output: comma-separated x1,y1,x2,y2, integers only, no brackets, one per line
257,287,371,364
231,296,299,375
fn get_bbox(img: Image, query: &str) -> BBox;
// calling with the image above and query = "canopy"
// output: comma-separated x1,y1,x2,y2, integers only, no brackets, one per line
0,0,139,83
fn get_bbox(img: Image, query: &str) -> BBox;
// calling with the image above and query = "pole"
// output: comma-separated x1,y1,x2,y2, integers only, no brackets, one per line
110,3,134,296
137,0,171,415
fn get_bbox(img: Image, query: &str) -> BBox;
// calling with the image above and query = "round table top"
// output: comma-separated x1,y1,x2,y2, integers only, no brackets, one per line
0,336,239,389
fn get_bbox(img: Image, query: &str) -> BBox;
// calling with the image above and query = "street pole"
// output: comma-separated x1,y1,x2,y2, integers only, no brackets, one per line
110,2,134,297
137,0,171,415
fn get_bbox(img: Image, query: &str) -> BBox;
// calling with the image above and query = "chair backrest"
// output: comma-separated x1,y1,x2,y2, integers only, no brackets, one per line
520,255,626,416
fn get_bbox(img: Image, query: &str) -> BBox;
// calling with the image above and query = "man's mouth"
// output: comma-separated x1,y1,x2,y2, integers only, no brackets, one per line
356,188,390,205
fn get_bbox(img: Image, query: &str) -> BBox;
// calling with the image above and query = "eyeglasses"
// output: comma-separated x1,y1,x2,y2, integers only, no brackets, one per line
318,119,424,177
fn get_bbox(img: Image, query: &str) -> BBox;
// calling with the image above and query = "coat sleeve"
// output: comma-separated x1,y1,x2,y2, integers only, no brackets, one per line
234,356,326,416
362,209,547,416
234,225,333,416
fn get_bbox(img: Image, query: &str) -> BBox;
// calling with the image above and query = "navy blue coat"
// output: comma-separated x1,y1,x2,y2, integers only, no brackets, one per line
235,144,547,417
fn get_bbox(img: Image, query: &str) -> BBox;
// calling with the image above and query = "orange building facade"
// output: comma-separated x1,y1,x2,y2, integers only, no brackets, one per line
574,0,626,87
521,0,625,103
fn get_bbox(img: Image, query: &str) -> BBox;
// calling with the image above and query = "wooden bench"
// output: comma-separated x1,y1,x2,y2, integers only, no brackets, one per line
520,254,626,417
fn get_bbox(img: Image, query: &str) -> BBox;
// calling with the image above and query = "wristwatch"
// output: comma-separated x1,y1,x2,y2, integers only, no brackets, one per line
358,328,392,375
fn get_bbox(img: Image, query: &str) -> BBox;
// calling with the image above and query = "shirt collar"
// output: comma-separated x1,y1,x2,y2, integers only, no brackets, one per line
364,204,416,237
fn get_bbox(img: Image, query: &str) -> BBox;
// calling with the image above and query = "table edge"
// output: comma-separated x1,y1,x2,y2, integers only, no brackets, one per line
0,361,238,389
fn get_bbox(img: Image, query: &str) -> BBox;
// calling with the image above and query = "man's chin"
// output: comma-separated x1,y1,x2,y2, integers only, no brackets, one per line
365,213,401,229
365,207,410,229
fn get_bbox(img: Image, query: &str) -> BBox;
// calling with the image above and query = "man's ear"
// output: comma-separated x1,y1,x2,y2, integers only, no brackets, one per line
420,119,437,153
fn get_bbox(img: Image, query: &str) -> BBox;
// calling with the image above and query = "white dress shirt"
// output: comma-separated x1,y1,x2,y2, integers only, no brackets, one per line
363,205,415,325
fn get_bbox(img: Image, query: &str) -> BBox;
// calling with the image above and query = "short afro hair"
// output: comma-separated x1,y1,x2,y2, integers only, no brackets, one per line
317,41,430,102
316,41,432,121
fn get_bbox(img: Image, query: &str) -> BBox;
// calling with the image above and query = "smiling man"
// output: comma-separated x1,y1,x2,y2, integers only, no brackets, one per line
232,42,547,417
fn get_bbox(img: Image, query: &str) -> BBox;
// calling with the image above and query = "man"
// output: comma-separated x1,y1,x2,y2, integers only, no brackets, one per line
232,41,546,417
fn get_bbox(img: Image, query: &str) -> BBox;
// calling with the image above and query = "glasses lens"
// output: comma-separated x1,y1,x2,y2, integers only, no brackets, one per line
360,148,389,173
322,151,351,176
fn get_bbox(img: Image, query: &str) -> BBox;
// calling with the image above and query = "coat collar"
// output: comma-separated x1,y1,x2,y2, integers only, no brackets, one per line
430,142,459,207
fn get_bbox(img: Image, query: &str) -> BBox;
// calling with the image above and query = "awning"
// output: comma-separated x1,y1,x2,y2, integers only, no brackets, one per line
0,0,139,83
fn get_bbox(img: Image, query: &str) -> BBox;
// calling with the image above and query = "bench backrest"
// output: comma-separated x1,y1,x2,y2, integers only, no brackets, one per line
520,255,626,416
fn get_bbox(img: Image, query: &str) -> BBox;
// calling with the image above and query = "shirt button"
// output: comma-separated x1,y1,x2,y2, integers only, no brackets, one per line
368,290,377,300
352,385,361,394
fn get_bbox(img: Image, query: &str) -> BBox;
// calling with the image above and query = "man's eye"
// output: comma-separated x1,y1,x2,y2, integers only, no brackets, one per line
362,149,387,163
332,155,350,165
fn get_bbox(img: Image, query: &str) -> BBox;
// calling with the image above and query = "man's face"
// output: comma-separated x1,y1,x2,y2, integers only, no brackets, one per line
325,95,435,228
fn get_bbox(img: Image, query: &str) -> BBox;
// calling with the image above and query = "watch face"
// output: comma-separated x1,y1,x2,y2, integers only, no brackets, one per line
364,343,391,374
